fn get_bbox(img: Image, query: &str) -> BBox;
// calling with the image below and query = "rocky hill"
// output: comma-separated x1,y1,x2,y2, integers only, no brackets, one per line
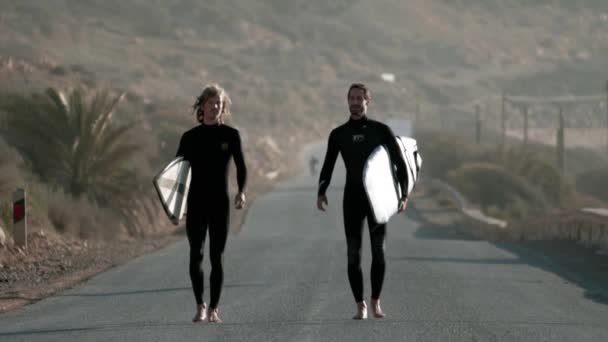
1,0,607,129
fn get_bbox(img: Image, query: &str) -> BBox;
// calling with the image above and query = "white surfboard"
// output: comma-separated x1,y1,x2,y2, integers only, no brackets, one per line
363,136,422,224
153,156,191,225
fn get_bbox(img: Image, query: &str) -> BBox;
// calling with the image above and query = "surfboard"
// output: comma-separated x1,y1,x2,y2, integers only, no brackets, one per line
363,136,422,224
153,156,191,225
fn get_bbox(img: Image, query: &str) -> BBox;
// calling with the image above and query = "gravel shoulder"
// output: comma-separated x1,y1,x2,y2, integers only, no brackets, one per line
0,228,183,313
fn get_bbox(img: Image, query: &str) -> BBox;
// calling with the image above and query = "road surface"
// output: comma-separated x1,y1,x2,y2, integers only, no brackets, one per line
1,143,607,341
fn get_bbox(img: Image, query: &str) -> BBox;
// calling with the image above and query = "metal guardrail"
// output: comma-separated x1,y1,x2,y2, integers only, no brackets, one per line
581,208,608,218
506,94,605,104
430,179,508,229
430,179,608,251
431,179,608,228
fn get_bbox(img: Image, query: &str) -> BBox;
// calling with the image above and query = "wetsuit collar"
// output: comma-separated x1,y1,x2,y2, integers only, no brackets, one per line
349,115,367,121
201,121,221,127
348,115,368,126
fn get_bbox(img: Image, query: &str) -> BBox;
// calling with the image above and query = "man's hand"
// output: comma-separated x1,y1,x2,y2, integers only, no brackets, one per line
398,197,408,213
235,192,246,209
317,194,328,211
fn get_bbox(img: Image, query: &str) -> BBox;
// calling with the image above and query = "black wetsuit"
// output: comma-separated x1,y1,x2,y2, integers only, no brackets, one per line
318,116,407,302
176,123,247,309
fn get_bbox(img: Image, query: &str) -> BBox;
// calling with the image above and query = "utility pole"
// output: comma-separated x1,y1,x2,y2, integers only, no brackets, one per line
557,106,565,173
501,92,506,149
605,80,608,152
522,106,529,147
475,104,482,144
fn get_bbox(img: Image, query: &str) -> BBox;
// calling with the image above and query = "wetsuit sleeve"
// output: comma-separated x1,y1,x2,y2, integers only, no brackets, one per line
383,125,409,199
318,130,339,197
176,132,189,160
232,130,248,193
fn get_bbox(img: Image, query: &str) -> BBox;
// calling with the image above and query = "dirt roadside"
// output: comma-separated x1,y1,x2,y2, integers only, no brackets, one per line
0,227,183,313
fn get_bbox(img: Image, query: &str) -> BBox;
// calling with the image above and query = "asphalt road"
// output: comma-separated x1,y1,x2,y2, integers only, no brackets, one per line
1,143,608,341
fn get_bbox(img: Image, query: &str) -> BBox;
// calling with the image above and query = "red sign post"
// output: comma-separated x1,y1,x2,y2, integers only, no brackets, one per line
13,188,26,249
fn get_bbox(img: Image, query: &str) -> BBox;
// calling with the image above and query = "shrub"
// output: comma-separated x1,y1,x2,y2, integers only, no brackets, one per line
447,162,548,220
576,167,608,203
416,130,488,179
47,189,121,239
0,200,11,237
491,147,574,207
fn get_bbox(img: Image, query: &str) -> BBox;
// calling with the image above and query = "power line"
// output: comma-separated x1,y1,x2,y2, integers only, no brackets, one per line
506,94,605,105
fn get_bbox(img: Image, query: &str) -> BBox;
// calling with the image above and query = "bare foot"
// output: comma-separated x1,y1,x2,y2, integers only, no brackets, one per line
192,303,207,322
207,307,222,323
371,299,386,319
352,301,368,320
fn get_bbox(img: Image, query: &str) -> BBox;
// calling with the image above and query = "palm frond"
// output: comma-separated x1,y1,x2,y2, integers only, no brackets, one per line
4,86,156,236
92,91,125,140
93,121,139,158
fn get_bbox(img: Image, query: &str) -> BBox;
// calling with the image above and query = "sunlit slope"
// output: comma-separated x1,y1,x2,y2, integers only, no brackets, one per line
1,0,607,117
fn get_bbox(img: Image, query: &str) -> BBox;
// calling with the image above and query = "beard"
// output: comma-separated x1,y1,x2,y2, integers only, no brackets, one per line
349,105,363,116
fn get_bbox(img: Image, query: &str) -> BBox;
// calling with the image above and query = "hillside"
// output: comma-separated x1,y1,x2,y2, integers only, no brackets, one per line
1,0,608,128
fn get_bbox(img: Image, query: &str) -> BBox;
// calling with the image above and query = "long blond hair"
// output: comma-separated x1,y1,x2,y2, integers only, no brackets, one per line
192,84,232,124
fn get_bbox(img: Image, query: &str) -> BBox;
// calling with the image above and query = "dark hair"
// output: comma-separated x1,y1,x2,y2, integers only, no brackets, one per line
347,83,371,100
192,84,232,124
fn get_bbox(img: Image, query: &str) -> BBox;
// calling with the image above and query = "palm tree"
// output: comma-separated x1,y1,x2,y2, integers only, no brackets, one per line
1,87,156,236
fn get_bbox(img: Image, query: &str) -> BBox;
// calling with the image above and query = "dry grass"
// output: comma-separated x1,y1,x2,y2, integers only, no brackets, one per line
576,168,608,203
0,140,23,233
420,126,606,220
447,162,548,220
46,190,122,240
